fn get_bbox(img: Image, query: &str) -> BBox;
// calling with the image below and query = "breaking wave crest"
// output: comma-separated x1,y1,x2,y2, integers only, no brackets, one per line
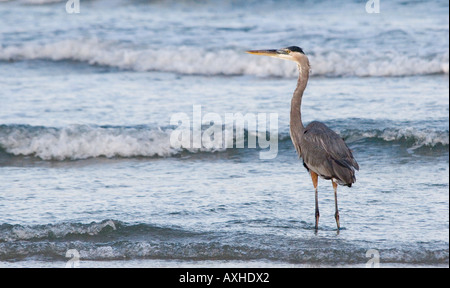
341,127,450,151
0,219,447,265
1,39,448,77
0,124,447,161
0,219,118,242
0,124,179,160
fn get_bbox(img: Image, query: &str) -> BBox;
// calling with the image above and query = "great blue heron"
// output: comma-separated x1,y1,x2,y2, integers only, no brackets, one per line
247,46,359,230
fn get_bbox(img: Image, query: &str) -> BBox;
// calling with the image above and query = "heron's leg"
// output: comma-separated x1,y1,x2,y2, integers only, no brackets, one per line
332,181,340,230
310,171,319,230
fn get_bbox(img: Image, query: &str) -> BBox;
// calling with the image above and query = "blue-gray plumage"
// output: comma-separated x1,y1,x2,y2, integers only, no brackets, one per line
300,121,359,186
247,46,359,230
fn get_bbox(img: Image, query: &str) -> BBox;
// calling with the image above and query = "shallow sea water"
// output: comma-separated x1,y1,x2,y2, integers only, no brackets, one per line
0,0,448,267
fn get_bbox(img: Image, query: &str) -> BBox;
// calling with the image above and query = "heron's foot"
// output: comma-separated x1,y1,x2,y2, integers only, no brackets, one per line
335,211,340,230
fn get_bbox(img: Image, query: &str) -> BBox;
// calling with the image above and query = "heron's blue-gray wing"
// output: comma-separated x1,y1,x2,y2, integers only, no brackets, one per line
299,121,359,185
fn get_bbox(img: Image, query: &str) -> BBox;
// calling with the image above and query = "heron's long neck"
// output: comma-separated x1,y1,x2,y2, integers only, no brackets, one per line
290,57,310,135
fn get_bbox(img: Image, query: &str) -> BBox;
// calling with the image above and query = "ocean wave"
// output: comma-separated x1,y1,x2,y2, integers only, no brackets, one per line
0,39,448,77
0,0,64,4
0,124,180,160
339,127,450,151
0,124,447,161
0,219,118,242
20,0,64,4
0,220,447,265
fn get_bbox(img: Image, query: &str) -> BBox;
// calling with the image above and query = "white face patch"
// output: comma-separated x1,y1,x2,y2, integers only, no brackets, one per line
274,53,294,61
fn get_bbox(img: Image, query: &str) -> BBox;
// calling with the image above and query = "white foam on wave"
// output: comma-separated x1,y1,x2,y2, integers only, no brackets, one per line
342,127,449,151
0,220,117,242
21,0,63,4
381,128,449,146
0,0,64,4
0,124,237,160
442,62,449,74
1,124,447,161
380,127,449,152
1,220,447,264
0,39,448,77
0,125,180,160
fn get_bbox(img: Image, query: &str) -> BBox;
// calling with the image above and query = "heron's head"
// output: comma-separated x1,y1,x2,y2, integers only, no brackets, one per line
246,46,306,63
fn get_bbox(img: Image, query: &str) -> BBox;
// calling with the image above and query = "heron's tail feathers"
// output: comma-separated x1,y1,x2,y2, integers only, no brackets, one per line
331,158,358,187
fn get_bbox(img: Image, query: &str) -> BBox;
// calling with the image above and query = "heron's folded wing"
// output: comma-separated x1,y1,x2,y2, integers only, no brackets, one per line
302,121,359,171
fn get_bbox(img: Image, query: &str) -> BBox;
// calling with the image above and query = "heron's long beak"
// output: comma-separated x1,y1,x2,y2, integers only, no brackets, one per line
246,49,279,56
246,49,290,60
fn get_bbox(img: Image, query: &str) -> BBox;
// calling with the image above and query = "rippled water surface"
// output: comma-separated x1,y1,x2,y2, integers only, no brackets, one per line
0,0,448,267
